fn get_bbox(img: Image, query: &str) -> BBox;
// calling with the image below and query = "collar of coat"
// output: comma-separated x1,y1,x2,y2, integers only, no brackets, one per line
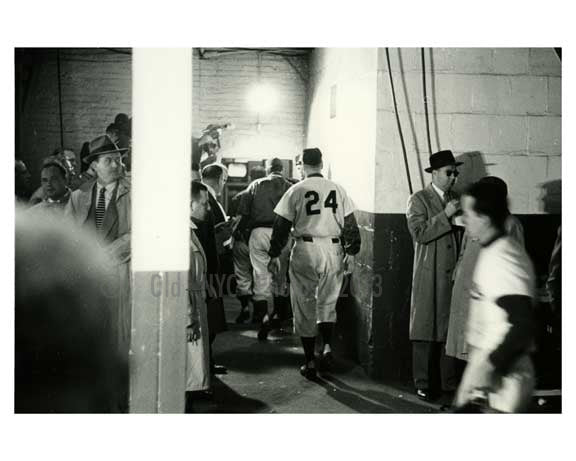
79,176,130,200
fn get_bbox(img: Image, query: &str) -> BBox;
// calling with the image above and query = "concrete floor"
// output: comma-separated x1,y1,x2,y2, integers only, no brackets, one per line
186,296,561,414
188,296,442,414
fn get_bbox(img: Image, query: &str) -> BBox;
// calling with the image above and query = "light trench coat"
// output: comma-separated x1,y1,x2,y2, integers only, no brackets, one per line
186,221,211,392
406,184,460,341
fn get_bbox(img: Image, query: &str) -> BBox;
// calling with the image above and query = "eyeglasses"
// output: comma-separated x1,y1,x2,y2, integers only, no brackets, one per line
446,170,460,177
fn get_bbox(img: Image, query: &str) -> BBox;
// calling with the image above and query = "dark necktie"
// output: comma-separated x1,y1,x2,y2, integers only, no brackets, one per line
95,186,106,229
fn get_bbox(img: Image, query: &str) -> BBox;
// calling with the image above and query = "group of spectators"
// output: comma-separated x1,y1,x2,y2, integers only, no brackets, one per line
14,130,560,413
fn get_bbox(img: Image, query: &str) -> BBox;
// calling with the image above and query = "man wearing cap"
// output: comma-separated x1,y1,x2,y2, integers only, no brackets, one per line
268,148,361,379
236,158,294,340
406,150,462,402
64,134,131,392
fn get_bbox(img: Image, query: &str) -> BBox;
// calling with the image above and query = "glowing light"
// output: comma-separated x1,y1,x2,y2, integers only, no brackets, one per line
247,83,278,114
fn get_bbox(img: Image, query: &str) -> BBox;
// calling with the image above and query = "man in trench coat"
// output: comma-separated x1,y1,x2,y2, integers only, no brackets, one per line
64,134,131,411
406,150,462,402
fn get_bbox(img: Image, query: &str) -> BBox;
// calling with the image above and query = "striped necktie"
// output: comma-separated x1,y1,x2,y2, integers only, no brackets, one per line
95,186,107,229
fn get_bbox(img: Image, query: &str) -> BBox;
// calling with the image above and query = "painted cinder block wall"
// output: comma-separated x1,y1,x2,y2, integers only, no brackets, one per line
192,49,308,160
306,47,561,381
15,48,132,189
305,48,379,369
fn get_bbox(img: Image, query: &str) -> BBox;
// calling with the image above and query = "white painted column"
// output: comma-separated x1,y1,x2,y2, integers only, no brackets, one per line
130,48,192,413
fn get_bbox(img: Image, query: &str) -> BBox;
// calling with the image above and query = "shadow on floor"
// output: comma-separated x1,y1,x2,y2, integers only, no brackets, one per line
316,374,435,414
186,378,272,414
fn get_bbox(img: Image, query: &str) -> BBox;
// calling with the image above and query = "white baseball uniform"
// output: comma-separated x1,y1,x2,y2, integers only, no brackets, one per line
455,236,536,412
274,174,356,337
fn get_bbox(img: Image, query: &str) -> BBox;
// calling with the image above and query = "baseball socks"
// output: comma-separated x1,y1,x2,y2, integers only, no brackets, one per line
235,295,251,324
300,336,317,379
319,322,334,369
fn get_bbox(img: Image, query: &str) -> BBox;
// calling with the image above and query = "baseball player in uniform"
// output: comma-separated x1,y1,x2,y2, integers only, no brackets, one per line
268,148,361,379
228,166,266,323
454,180,536,412
237,158,293,340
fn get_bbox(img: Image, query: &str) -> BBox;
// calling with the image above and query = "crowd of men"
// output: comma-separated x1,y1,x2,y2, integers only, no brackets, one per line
15,119,560,412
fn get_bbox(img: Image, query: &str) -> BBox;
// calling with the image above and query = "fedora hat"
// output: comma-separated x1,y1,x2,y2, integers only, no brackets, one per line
424,150,463,173
82,135,128,164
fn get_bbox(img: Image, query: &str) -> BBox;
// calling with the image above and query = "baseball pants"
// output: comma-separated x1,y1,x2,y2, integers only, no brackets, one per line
249,227,290,302
289,238,344,337
232,239,253,297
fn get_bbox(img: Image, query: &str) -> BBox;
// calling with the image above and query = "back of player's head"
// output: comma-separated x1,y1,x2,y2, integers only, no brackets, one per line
302,148,322,167
201,163,227,181
266,157,284,174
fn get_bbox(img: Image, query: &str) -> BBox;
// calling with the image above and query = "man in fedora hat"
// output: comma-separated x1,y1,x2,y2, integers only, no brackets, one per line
64,134,131,409
406,149,462,402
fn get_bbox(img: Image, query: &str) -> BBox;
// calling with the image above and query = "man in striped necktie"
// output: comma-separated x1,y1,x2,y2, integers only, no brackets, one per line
64,134,132,411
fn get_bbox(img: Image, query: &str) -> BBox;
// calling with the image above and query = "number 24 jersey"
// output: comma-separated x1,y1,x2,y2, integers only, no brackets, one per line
273,175,356,238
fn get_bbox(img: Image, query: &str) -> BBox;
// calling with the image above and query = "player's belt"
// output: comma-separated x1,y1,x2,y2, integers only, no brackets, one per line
300,236,340,244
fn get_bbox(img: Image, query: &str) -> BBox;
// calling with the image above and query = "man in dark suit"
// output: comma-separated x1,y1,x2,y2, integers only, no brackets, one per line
406,150,462,402
198,163,231,374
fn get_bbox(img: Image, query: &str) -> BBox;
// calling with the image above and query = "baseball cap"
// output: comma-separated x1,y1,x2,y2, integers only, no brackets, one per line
302,148,322,166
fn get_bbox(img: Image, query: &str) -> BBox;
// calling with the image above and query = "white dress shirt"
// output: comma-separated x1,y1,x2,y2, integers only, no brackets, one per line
431,182,446,202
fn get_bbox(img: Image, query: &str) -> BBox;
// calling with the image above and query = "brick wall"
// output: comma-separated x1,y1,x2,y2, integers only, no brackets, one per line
192,49,308,161
16,48,132,188
376,48,562,214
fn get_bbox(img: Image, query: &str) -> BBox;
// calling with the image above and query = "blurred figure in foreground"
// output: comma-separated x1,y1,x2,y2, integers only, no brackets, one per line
446,176,524,367
15,209,126,413
455,180,536,413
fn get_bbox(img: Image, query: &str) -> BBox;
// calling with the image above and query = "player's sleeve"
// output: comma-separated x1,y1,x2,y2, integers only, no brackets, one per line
342,213,361,255
273,187,296,221
341,187,356,217
489,294,535,374
268,215,293,258
237,183,254,217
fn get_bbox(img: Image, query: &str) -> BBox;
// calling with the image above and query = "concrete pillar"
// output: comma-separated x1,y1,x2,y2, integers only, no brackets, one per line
130,49,192,413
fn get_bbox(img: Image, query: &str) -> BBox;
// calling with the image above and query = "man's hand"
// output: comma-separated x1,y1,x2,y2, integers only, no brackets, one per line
187,321,201,343
343,254,355,275
268,257,281,277
444,199,461,218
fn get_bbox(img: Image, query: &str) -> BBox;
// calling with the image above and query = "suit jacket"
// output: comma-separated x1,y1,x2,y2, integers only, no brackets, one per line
406,184,459,341
208,191,226,225
65,177,131,264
